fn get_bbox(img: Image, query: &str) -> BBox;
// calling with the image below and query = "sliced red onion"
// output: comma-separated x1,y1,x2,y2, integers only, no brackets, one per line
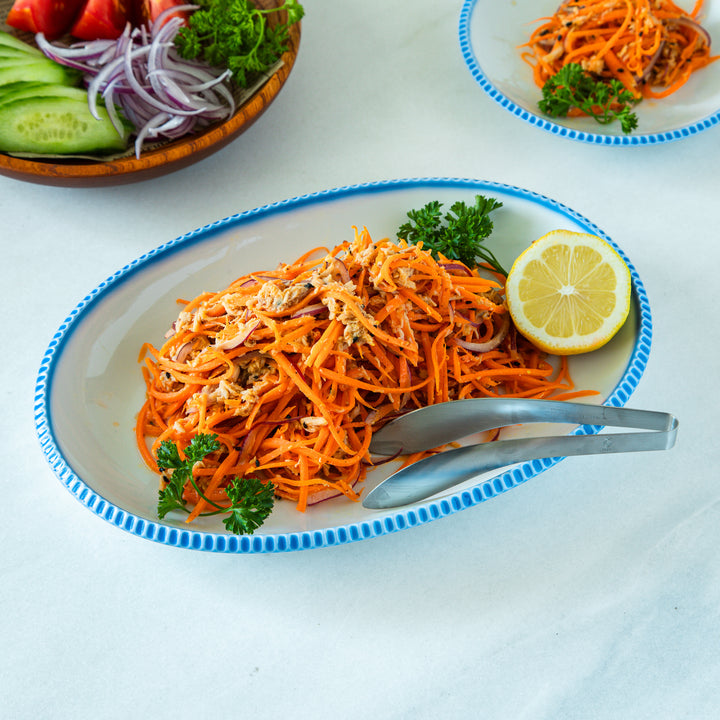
637,40,665,83
333,258,351,283
636,16,710,85
306,480,360,506
291,303,326,318
253,274,287,281
133,112,174,156
364,409,379,425
172,341,193,363
675,16,712,48
34,5,235,158
455,311,480,328
214,321,260,351
363,448,403,465
454,313,510,353
440,262,473,276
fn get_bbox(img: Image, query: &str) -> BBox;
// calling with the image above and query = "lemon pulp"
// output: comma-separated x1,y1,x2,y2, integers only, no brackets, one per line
505,230,632,355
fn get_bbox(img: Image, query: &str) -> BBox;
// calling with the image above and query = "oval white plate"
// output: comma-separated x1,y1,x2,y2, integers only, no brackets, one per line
459,0,720,145
35,178,652,553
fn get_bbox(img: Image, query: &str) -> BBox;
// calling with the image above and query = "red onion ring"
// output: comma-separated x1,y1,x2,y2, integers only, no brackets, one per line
675,16,712,48
636,40,665,83
214,321,260,351
333,258,351,283
440,262,474,276
455,311,480,328
305,480,360,506
454,313,510,353
172,341,193,364
291,303,327,318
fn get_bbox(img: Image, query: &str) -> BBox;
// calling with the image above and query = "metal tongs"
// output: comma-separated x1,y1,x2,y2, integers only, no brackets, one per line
362,398,679,509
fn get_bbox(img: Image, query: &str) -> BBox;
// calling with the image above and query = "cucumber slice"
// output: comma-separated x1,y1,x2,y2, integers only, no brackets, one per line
0,31,44,58
0,96,130,154
0,81,50,100
0,58,80,88
0,81,89,107
0,53,55,65
0,47,42,60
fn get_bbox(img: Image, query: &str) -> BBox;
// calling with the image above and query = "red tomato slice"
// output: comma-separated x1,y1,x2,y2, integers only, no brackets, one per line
6,0,86,39
70,0,130,40
132,0,189,28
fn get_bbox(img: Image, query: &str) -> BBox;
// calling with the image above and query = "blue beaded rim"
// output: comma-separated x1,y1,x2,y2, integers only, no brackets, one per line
34,177,652,553
459,0,720,145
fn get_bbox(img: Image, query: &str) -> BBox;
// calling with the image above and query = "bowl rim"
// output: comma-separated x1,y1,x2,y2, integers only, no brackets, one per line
458,0,720,146
0,4,301,186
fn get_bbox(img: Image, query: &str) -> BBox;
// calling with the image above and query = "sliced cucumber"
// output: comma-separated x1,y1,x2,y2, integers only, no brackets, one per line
0,31,44,57
0,32,130,157
0,81,52,101
0,82,90,107
0,47,42,61
0,53,55,66
0,57,80,88
0,96,131,154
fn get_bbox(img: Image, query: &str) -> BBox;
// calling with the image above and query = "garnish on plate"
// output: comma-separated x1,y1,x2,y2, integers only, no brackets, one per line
397,194,507,275
539,63,639,134
505,229,632,355
520,0,718,132
174,0,305,87
157,432,275,535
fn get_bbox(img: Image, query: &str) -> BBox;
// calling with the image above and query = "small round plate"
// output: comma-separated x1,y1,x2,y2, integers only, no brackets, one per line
459,0,720,145
0,0,300,186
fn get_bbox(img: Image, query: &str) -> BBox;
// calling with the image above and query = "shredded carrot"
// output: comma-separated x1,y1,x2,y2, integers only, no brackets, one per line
136,227,598,520
520,0,717,104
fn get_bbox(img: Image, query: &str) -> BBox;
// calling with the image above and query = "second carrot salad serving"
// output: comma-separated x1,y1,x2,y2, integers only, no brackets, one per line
521,0,717,132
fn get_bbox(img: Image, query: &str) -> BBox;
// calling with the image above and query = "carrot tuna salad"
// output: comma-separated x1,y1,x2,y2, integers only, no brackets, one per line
135,225,596,533
521,0,718,132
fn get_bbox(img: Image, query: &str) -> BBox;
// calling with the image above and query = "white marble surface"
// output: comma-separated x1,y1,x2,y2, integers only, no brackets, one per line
2,1,720,718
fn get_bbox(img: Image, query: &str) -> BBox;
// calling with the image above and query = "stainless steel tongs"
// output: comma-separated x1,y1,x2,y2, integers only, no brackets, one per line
362,398,679,509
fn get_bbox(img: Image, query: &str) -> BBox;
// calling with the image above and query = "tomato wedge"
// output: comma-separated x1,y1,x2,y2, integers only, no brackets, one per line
6,0,86,39
132,0,189,28
70,0,131,40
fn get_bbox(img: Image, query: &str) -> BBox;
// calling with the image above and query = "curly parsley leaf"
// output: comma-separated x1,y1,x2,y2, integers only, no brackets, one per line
157,476,188,519
223,477,276,535
156,433,221,519
538,63,639,134
175,0,305,87
155,434,274,533
397,194,506,275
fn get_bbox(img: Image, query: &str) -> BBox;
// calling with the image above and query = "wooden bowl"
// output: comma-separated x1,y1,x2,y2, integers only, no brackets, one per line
0,0,301,187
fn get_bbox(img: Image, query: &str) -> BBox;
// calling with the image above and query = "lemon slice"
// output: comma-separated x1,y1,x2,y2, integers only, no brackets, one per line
505,229,632,355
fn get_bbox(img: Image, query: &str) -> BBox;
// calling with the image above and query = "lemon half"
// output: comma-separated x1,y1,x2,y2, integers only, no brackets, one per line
505,230,632,355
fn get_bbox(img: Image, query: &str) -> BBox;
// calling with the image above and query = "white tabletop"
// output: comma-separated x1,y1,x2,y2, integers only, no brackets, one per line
2,1,720,718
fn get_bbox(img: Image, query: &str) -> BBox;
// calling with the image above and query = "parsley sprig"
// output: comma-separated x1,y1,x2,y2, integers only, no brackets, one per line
538,63,639,134
175,0,305,87
156,433,275,535
223,477,276,534
397,194,506,275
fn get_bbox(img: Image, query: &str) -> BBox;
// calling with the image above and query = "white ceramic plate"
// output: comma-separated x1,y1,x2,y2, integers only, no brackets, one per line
459,0,720,144
35,178,652,553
